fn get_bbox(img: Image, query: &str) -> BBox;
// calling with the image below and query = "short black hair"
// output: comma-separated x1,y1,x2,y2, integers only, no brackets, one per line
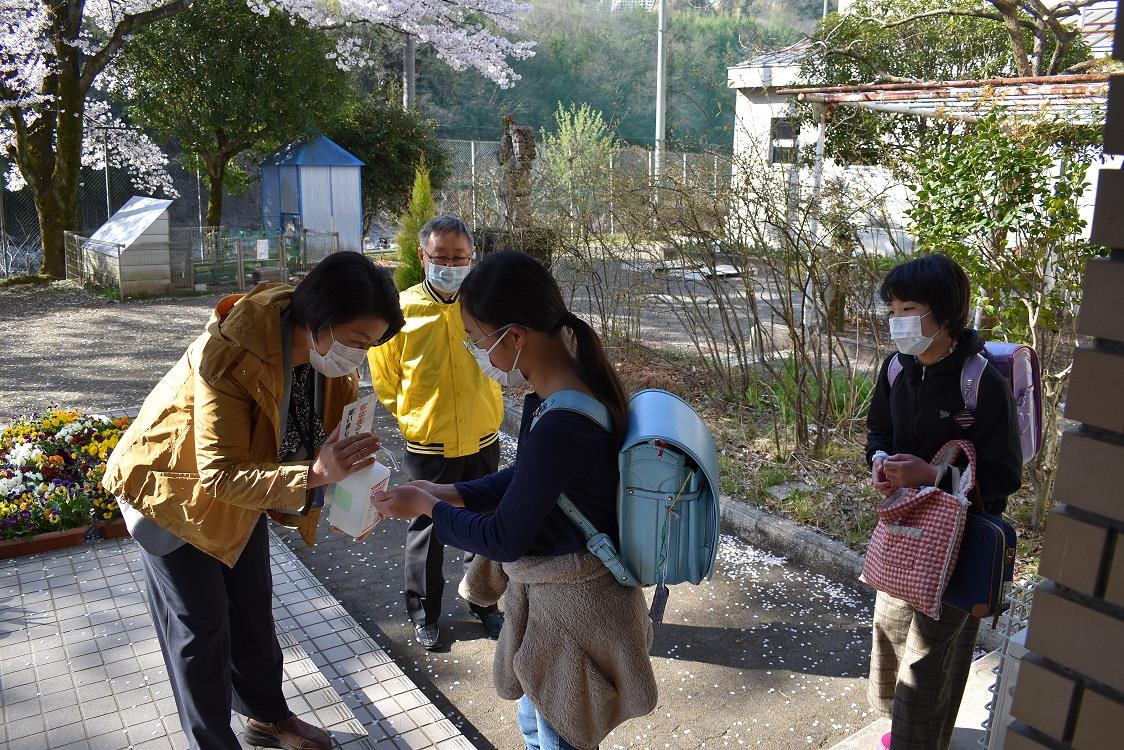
289,251,404,344
418,215,473,250
879,253,971,337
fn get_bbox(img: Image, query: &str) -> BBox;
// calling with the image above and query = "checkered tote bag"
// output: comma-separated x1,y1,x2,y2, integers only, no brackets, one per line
860,440,975,620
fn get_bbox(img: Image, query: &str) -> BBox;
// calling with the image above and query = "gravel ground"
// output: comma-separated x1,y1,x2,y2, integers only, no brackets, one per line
2,281,878,748
0,281,222,422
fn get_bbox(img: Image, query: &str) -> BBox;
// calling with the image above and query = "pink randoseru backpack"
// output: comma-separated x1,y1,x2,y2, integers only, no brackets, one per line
887,342,1042,465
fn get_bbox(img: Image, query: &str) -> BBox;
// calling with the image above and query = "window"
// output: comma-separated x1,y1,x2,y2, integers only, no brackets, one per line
769,117,798,164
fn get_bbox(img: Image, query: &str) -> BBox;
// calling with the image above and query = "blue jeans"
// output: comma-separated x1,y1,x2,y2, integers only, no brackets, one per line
518,695,582,750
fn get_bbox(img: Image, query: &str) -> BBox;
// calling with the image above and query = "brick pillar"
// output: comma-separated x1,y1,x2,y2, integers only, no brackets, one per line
1006,6,1124,748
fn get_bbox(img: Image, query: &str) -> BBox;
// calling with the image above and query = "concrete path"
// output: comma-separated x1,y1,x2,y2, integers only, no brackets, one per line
827,651,997,750
283,410,881,749
0,531,471,750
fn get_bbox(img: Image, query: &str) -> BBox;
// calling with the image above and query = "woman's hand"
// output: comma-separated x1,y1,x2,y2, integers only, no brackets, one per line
872,455,893,497
882,454,939,489
371,485,439,521
308,425,380,487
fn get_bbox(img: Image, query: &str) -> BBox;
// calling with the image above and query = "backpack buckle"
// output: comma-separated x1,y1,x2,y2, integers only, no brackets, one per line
586,533,640,587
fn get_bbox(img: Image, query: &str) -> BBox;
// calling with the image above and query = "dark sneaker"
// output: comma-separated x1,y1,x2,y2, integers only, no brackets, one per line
474,609,504,639
414,622,441,650
244,714,330,750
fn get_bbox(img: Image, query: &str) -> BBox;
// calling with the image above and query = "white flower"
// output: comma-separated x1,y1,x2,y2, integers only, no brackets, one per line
5,441,43,467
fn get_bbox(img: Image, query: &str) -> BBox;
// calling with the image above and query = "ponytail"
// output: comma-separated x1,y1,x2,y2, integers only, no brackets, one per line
565,314,628,448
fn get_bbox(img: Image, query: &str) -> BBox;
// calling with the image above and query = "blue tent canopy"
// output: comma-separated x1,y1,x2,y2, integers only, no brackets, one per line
262,135,364,168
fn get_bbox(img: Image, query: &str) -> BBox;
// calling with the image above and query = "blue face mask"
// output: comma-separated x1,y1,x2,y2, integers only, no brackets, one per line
426,262,471,295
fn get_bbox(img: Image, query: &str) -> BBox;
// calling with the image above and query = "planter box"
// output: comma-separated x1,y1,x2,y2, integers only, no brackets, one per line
0,518,129,560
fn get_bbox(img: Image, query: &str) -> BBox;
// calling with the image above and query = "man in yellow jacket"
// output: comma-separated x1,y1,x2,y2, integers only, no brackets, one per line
369,215,505,649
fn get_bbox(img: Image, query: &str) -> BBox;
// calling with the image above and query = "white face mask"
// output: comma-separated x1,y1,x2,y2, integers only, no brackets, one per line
889,311,936,357
470,326,528,388
309,326,368,378
426,262,471,295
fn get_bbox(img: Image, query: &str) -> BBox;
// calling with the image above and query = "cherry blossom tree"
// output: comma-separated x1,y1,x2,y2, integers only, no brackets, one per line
1,0,533,277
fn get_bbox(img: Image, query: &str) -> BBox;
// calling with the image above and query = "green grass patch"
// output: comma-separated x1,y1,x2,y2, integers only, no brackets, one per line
0,274,53,287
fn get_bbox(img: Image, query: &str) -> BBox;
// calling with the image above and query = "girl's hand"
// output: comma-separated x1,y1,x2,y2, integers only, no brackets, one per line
872,456,893,497
882,454,939,489
405,479,442,496
309,425,380,487
371,485,438,521
404,480,465,507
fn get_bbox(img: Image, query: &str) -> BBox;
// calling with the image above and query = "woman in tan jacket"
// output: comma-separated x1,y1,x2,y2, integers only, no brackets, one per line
103,252,403,750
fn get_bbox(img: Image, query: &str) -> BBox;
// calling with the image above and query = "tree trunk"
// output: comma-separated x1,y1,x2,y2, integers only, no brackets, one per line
27,61,84,277
1032,374,1067,530
990,1,1033,76
33,187,76,278
205,158,226,228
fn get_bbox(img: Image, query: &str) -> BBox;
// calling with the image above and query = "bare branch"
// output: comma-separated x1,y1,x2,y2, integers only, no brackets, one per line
848,9,1036,32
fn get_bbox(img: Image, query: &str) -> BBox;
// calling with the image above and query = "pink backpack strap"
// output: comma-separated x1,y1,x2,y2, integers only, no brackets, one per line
960,352,987,413
887,354,902,389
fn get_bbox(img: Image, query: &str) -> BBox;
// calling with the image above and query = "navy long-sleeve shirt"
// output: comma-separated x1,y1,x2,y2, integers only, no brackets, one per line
431,394,619,562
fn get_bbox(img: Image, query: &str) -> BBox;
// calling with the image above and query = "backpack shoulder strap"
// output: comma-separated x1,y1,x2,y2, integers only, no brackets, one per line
530,389,611,432
887,354,902,389
961,352,988,413
528,390,639,587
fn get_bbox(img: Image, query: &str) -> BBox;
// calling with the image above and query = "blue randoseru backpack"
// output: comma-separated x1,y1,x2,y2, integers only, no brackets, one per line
530,389,721,623
887,341,1043,464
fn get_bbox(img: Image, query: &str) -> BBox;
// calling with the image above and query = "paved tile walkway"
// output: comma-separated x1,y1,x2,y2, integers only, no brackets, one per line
0,531,474,750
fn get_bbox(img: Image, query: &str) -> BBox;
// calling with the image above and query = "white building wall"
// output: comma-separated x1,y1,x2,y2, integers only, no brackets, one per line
120,210,172,295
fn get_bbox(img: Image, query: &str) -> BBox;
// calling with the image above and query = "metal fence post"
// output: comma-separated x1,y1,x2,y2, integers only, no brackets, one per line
470,141,478,228
235,237,245,291
116,245,124,301
608,153,615,236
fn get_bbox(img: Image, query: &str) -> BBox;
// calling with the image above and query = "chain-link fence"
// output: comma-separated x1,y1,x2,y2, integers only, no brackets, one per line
65,228,339,298
434,139,731,231
2,144,258,279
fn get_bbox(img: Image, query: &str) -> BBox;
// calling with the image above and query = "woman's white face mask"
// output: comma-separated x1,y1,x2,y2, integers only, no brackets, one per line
469,325,528,388
309,326,367,377
888,311,936,357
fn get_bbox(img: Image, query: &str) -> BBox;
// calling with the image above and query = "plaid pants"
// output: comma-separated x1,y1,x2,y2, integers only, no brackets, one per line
868,592,979,750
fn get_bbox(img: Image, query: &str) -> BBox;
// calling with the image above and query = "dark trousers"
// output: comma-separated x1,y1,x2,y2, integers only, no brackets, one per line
142,515,289,750
404,442,501,625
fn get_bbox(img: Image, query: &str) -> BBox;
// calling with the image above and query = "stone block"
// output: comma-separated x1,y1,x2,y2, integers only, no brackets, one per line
1038,511,1109,597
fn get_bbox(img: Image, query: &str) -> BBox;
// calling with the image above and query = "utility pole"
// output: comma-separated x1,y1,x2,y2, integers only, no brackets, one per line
403,35,416,109
653,0,668,188
103,130,111,221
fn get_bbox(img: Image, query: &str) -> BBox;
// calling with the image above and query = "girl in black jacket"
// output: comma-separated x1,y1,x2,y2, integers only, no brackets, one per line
865,254,1021,750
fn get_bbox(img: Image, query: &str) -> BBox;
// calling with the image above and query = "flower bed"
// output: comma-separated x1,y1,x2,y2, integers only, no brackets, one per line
0,409,130,540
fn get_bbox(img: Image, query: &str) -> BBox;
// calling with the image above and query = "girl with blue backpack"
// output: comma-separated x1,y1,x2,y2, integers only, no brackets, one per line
866,254,1023,750
372,250,657,750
